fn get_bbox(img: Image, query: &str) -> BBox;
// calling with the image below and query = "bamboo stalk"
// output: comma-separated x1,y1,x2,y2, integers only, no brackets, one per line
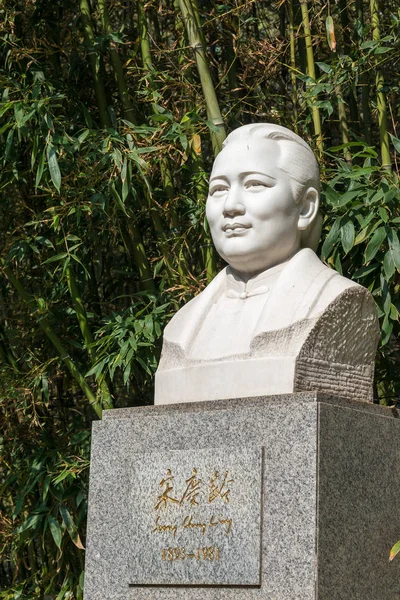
223,23,239,97
328,9,352,164
177,0,224,280
4,266,102,418
337,0,359,130
370,0,391,170
137,0,185,278
299,0,323,154
96,0,137,123
79,0,112,128
189,133,217,281
337,86,352,164
293,0,307,74
288,0,299,130
355,0,373,144
178,0,226,156
137,0,152,73
65,263,113,410
137,0,177,220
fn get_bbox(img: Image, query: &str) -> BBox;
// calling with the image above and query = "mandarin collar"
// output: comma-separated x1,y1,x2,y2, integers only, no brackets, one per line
225,262,286,299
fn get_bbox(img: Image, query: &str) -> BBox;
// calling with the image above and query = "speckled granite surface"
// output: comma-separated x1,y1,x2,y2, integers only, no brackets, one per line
84,393,400,599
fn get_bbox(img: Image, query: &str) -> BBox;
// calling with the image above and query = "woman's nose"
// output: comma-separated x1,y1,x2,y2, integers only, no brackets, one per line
222,185,245,216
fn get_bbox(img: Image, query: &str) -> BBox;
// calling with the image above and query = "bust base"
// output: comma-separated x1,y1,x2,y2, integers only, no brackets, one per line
154,356,374,404
84,393,399,599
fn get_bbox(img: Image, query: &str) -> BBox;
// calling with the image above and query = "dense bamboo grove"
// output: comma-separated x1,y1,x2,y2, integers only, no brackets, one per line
0,0,399,597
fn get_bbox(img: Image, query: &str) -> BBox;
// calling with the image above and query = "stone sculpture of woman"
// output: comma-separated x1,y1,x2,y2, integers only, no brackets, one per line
155,123,379,405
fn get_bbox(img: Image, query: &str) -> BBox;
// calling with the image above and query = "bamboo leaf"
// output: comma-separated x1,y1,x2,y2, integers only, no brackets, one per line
353,263,379,279
388,228,400,272
13,513,43,534
332,188,364,208
42,252,68,265
378,207,389,223
86,356,109,378
389,539,400,562
381,314,393,346
383,250,395,280
389,134,400,154
321,218,341,259
324,185,340,206
48,515,63,549
47,146,61,192
326,15,336,52
316,61,332,73
110,183,128,215
365,227,386,262
60,505,85,549
4,128,14,161
35,150,46,188
341,221,355,254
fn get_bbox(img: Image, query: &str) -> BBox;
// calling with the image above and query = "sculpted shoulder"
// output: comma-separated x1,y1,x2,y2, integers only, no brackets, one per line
164,249,370,343
163,268,227,343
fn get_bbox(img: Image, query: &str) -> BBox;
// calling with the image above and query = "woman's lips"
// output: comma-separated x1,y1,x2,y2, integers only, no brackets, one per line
223,222,251,232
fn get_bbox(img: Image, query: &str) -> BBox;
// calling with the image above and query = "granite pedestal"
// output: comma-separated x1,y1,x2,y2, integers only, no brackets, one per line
84,393,400,599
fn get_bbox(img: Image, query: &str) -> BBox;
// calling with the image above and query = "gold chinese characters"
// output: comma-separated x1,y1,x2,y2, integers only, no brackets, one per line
155,468,233,511
151,468,235,540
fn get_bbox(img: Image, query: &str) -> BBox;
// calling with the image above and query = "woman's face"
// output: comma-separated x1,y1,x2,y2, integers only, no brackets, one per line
206,138,304,276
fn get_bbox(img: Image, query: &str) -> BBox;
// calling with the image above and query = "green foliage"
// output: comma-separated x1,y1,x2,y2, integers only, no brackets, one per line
1,386,88,599
321,148,400,359
0,0,399,596
86,296,172,387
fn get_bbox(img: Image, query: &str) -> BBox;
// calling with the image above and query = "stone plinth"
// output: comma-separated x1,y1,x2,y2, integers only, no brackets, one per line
84,393,400,600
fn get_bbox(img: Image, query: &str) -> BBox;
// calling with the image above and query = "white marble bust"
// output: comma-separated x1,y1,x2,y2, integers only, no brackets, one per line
155,123,379,405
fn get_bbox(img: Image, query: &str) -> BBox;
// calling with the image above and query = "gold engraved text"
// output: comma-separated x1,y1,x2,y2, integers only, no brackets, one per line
152,516,178,538
154,468,234,512
179,469,202,507
182,515,207,535
152,514,232,537
161,546,221,562
154,469,179,511
209,515,232,535
209,471,233,504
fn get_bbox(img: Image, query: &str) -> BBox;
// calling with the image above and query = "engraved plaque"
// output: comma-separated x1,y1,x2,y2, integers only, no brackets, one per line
129,446,263,586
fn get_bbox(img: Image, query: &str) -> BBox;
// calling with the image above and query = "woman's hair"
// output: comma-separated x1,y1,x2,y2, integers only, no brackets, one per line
223,123,320,196
223,123,322,250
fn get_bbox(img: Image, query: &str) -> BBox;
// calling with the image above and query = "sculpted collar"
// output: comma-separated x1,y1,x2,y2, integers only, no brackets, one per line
225,262,286,299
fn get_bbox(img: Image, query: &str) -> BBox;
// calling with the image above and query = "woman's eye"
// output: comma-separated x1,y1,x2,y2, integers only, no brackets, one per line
210,185,229,196
245,181,267,188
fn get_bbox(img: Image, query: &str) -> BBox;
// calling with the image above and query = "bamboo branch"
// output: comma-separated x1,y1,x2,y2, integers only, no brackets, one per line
96,0,137,123
65,263,113,410
79,0,112,129
4,266,102,418
118,220,156,292
0,323,20,372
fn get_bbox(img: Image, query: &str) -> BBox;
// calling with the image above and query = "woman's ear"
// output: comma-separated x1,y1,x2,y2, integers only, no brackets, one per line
297,186,319,231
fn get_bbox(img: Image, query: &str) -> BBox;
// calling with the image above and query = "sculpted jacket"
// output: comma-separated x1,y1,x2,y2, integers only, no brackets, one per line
155,249,379,405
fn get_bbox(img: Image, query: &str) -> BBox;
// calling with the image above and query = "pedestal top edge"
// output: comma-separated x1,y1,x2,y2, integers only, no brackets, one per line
99,392,397,422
